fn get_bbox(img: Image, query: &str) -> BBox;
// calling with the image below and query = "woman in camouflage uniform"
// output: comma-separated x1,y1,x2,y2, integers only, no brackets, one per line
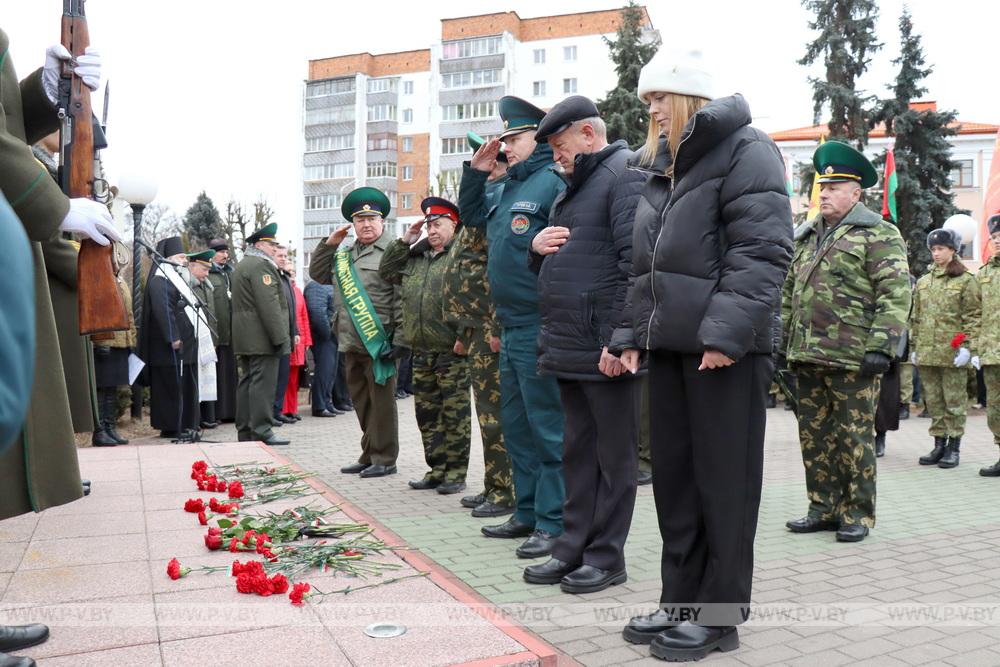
912,228,981,468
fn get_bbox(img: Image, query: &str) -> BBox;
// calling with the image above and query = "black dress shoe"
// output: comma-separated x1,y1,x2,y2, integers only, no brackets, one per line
291,413,302,421
980,459,1000,477
437,481,467,495
481,516,534,539
899,404,910,420
875,432,886,458
333,403,353,412
262,435,290,446
159,430,178,438
560,564,627,594
471,501,514,518
650,622,739,661
0,654,36,667
786,516,839,533
637,470,653,486
408,477,442,490
270,419,283,427
91,428,118,447
329,406,346,415
516,530,556,559
82,483,91,496
523,558,579,585
766,394,777,408
0,623,49,652
81,479,91,487
836,524,869,542
360,464,397,478
340,462,368,474
274,413,295,424
623,609,679,645
200,421,219,430
312,409,337,418
461,493,486,509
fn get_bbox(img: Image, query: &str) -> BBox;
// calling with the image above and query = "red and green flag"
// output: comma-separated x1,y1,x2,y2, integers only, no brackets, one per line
881,148,898,222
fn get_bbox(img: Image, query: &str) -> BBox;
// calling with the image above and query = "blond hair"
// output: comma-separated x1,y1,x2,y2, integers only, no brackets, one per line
638,93,710,174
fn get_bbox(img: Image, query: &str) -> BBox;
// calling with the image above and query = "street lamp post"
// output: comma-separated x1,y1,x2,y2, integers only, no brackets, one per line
117,175,158,419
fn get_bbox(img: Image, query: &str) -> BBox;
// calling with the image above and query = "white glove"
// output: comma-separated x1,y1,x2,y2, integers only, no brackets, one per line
971,355,982,371
909,351,917,365
953,347,971,368
59,198,121,246
42,44,102,105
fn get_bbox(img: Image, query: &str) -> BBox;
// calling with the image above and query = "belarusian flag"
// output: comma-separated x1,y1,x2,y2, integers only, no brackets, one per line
882,148,898,222
807,136,825,221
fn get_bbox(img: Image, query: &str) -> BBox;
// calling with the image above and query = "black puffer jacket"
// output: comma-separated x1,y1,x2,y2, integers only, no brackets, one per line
611,95,793,360
531,140,645,379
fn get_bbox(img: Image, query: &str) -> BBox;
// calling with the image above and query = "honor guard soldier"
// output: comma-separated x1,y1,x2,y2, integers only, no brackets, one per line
231,223,291,446
309,187,402,478
782,141,911,542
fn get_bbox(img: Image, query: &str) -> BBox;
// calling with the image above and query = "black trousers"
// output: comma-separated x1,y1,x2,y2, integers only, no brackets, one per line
215,344,238,421
551,378,638,571
649,351,772,626
149,363,200,433
274,353,291,415
311,337,336,413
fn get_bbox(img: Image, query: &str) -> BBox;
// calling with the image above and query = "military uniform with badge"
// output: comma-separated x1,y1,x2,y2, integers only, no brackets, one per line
782,142,911,541
231,223,291,446
978,214,1000,477
207,238,238,422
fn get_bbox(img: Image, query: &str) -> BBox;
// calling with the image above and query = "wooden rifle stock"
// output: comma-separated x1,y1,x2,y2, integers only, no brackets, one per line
61,1,129,335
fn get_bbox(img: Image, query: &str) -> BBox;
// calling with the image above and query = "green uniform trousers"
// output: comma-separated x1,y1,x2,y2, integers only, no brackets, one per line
469,329,514,505
344,351,399,466
236,354,279,441
986,366,1000,448
920,365,968,437
795,365,878,528
413,350,471,484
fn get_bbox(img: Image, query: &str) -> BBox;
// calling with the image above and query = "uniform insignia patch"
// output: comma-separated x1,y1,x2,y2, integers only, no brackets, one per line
511,215,530,235
262,274,272,286
824,166,834,175
511,201,540,213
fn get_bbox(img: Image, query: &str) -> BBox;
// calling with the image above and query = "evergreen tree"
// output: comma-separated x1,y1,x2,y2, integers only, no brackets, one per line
799,0,881,148
596,1,660,148
183,191,224,248
872,8,958,274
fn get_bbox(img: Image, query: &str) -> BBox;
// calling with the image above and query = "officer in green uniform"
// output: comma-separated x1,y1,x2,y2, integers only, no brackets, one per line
207,238,237,422
309,187,402,478
460,96,567,559
912,228,980,468
231,223,290,446
187,249,219,428
381,197,472,494
782,141,911,543
979,214,1000,476
444,132,515,517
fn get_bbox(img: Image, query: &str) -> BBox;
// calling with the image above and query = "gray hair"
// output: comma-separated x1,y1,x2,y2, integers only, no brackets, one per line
573,116,607,140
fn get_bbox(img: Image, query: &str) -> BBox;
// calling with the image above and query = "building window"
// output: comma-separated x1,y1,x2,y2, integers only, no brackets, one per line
303,163,354,180
402,108,413,123
403,80,414,95
367,104,397,122
441,68,502,90
366,161,397,178
402,166,413,181
441,101,498,121
441,137,471,155
400,193,414,210
304,194,342,210
533,49,546,64
304,106,355,126
950,159,974,188
533,81,546,97
367,133,397,151
366,78,397,93
563,45,577,61
306,78,355,97
441,36,503,60
562,78,578,94
305,134,354,152
402,137,413,152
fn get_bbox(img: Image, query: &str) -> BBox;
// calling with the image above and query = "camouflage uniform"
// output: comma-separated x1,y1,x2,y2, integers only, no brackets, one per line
380,237,471,484
911,265,980,437
443,221,514,504
976,256,1000,448
781,202,911,527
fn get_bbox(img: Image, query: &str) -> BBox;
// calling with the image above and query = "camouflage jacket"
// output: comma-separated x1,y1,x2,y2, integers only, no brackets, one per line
911,264,980,366
781,202,911,371
443,221,499,344
975,256,999,365
379,237,460,353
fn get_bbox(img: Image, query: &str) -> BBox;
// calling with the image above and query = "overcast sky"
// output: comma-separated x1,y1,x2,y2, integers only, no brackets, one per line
7,0,998,250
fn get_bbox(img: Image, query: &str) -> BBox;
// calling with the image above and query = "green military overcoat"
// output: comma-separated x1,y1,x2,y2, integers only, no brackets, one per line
208,263,233,347
230,251,290,356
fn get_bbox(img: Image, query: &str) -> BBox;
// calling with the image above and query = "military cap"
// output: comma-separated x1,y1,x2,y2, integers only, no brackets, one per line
467,131,507,163
246,222,278,245
498,95,546,139
156,236,184,258
813,140,878,189
535,95,600,141
342,186,391,220
988,213,1000,236
186,249,215,266
927,228,961,251
420,196,460,228
207,237,229,251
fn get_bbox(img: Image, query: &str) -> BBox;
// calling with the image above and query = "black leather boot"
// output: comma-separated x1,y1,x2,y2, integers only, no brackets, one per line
919,437,947,465
938,437,961,468
875,432,885,458
980,458,1000,477
104,388,128,444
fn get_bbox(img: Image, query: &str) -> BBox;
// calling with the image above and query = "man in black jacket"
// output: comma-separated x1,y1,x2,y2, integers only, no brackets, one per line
526,96,645,594
304,279,339,417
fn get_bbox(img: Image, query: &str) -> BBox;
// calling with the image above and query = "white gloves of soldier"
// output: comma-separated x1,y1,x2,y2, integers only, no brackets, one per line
59,198,121,246
953,347,972,368
42,44,102,105
971,355,982,371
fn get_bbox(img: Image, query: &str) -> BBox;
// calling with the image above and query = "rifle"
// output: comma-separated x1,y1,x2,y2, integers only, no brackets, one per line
58,0,129,335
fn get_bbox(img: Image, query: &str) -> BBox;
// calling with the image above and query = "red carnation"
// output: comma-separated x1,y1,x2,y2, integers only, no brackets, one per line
951,333,968,349
228,537,240,553
167,558,190,580
227,481,244,499
270,573,289,594
184,499,205,513
235,572,257,594
204,534,223,551
208,497,220,511
198,511,208,526
207,527,222,537
192,460,208,474
254,575,275,597
289,582,311,606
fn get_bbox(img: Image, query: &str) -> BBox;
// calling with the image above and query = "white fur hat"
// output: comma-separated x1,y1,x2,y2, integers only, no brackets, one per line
637,49,714,102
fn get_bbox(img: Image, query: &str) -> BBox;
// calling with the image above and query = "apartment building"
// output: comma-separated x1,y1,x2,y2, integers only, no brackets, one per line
301,8,657,267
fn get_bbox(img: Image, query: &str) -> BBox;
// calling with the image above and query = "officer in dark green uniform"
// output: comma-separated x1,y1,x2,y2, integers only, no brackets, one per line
444,132,515,517
207,238,237,422
231,223,290,446
782,142,911,543
459,96,567,559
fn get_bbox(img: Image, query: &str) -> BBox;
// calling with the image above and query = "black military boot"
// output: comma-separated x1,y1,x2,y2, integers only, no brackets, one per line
103,389,128,444
918,437,947,465
980,457,1000,477
91,389,117,447
938,437,961,468
875,432,886,458
898,404,910,420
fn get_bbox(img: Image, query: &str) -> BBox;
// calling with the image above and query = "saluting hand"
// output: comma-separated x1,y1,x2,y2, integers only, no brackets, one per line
326,224,351,247
470,138,501,173
532,226,570,256
699,349,734,371
403,219,425,244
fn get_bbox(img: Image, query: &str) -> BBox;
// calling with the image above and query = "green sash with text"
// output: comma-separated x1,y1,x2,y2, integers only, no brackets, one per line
333,249,395,385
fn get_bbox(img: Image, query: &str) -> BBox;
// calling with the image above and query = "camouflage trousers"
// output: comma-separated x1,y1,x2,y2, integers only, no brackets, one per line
899,361,914,405
983,365,1000,447
412,350,471,484
468,330,514,505
920,365,968,437
795,366,878,528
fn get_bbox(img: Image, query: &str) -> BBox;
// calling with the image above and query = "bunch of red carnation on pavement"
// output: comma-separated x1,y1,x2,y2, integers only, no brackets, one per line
951,333,968,349
231,560,289,597
289,582,311,606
